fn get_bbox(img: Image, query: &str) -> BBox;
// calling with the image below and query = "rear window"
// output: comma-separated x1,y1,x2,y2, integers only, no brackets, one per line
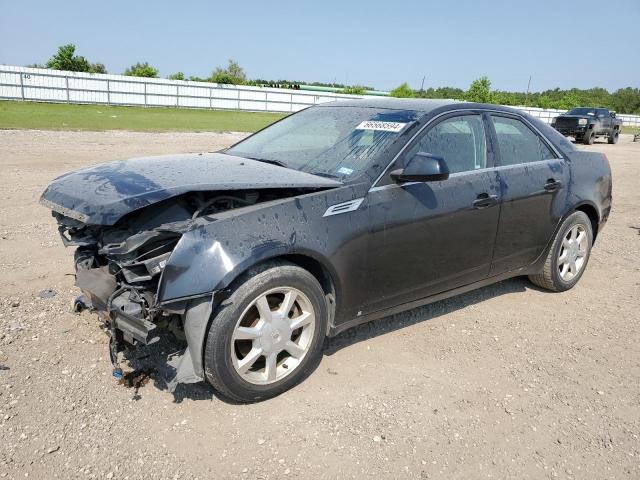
491,116,556,166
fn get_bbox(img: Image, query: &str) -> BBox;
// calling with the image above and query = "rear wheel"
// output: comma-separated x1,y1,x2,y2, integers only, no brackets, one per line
608,129,619,144
583,130,594,145
204,261,327,402
529,211,593,292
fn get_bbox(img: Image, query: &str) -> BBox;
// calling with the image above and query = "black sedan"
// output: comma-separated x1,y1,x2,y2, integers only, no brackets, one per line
40,98,612,402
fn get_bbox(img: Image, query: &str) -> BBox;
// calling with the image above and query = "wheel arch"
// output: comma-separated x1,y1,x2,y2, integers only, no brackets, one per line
280,254,337,329
169,250,341,393
216,251,340,335
532,200,601,273
573,202,600,242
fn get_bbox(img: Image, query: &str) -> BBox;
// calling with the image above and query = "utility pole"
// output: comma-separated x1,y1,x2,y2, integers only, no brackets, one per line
525,75,532,107
420,76,426,92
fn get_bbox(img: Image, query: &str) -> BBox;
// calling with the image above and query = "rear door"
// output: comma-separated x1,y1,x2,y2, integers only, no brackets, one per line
363,113,501,313
488,114,569,275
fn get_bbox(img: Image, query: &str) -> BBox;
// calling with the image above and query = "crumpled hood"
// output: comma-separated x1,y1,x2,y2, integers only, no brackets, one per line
40,152,341,225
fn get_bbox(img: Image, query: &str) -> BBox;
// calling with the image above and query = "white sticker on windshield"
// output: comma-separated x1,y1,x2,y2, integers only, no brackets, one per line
337,167,354,175
355,121,407,133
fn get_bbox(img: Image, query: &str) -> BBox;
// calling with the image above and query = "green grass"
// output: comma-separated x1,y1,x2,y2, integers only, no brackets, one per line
0,100,285,133
621,125,640,134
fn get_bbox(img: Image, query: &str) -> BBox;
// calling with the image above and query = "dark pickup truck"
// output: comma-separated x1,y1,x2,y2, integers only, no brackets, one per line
552,107,622,145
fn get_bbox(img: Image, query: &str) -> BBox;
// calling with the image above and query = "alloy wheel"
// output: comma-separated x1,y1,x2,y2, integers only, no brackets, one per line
230,287,316,385
558,224,588,281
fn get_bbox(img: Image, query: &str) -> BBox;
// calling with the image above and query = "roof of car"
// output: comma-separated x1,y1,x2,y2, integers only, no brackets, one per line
316,97,537,120
317,97,458,112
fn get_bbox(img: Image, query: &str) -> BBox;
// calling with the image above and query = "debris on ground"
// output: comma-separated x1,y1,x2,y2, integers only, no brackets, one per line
38,289,57,299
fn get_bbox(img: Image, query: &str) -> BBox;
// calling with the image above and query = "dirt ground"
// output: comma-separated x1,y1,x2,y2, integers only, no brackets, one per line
0,130,638,480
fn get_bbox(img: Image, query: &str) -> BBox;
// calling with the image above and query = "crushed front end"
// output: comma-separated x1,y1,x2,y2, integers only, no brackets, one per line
51,197,195,381
39,151,343,392
45,190,293,389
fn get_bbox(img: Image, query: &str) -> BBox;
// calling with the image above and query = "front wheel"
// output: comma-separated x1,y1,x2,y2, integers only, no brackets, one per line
204,261,327,402
528,211,593,292
583,130,594,145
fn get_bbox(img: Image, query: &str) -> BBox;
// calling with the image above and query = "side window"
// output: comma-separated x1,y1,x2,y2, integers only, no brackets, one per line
491,116,556,166
403,115,486,174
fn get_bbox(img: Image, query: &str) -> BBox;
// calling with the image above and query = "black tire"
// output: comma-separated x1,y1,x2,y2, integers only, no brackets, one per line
608,129,619,144
583,130,594,145
528,211,593,292
204,261,327,402
574,135,583,143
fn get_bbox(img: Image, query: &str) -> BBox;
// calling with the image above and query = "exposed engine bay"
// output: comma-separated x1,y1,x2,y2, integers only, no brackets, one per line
54,188,307,382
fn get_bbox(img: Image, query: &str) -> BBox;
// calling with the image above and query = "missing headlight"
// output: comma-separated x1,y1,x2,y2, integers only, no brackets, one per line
120,252,171,283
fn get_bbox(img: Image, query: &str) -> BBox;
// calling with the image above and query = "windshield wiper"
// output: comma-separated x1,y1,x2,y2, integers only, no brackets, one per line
310,171,341,179
242,156,288,168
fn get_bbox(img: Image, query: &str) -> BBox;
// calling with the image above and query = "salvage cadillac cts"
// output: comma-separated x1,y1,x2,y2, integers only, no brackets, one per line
41,99,612,402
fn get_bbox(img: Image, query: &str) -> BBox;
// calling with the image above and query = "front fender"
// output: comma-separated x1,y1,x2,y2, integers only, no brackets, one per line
157,183,369,306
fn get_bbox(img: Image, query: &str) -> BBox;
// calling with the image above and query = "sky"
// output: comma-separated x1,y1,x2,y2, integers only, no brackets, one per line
1,0,639,93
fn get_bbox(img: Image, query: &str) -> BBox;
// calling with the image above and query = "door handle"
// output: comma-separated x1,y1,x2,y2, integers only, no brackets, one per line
544,179,562,191
473,193,498,209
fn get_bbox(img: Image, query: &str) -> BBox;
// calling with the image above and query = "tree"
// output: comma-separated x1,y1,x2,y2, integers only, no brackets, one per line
90,63,107,74
466,76,493,103
45,44,106,73
389,82,415,98
556,90,582,110
340,85,366,95
124,62,159,78
610,87,640,114
414,87,464,100
209,59,246,85
537,95,553,109
168,72,185,80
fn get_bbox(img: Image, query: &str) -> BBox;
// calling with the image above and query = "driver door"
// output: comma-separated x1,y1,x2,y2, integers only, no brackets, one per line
363,113,501,314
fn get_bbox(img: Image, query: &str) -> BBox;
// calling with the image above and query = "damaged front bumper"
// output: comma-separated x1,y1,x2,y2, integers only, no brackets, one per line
44,187,315,393
75,259,215,392
54,212,213,392
75,266,159,346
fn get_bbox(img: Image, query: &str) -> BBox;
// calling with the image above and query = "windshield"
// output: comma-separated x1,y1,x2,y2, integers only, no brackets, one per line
567,108,596,116
226,106,420,180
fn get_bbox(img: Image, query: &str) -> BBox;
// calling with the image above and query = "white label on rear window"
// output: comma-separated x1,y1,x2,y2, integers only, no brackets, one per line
355,121,407,133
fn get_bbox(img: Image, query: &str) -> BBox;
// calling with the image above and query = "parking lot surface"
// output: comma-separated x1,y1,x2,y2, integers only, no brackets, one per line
1,130,638,479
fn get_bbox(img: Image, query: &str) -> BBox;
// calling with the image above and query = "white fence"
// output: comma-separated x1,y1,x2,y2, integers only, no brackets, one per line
1,65,639,127
0,65,361,113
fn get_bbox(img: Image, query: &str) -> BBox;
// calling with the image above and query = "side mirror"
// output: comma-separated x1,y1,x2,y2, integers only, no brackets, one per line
390,152,450,183
610,112,616,118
